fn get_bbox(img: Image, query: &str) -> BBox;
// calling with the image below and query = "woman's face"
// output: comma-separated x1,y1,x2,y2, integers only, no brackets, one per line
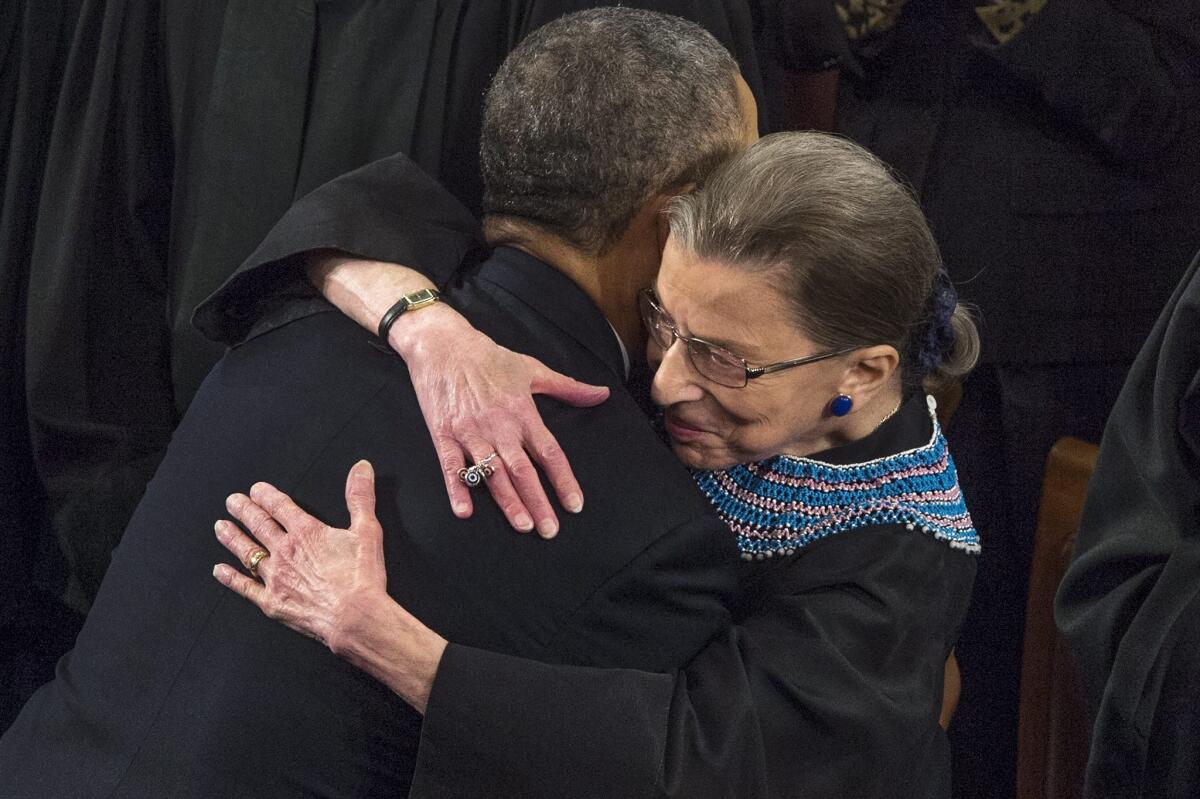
649,238,852,470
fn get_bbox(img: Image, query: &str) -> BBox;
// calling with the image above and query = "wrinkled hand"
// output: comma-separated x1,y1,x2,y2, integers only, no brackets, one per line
212,461,387,655
395,304,610,538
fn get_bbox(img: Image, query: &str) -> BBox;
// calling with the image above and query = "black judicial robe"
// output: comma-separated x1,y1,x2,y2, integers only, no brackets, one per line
196,154,976,798
18,0,763,610
0,0,87,732
1056,252,1200,798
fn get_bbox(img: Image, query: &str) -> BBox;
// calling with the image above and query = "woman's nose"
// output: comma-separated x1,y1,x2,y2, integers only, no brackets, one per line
651,340,704,407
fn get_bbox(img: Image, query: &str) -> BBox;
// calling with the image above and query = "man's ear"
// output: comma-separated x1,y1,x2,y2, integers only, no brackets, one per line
655,185,695,254
838,345,900,403
655,208,672,253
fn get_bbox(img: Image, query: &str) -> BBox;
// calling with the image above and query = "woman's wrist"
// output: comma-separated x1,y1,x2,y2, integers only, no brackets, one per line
330,592,448,714
305,250,443,345
385,300,468,359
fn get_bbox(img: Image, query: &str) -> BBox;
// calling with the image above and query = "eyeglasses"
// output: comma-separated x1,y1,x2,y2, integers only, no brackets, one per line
638,288,855,388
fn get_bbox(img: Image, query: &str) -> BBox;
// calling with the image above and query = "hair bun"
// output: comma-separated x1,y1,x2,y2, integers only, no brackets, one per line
918,270,958,372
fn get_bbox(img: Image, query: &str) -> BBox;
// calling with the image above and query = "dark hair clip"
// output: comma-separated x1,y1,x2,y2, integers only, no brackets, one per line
918,269,957,372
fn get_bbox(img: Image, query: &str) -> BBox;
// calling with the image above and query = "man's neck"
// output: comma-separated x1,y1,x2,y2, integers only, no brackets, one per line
483,219,658,361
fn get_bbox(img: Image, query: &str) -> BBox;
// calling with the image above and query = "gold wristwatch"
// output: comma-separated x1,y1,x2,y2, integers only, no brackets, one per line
377,288,441,342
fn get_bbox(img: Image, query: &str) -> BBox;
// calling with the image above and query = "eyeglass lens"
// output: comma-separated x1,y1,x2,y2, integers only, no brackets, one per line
639,291,747,387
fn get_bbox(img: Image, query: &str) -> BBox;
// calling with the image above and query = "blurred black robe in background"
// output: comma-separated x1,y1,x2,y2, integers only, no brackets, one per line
1057,252,1200,798
0,0,88,735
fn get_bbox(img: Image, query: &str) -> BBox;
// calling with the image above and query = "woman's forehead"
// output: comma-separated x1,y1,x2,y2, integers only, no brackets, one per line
657,243,774,313
658,247,741,311
656,245,798,351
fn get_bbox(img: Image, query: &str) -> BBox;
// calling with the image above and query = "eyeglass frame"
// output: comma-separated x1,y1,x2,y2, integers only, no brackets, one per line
639,288,857,389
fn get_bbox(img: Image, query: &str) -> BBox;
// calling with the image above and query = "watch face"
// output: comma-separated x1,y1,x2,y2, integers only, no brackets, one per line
405,288,440,310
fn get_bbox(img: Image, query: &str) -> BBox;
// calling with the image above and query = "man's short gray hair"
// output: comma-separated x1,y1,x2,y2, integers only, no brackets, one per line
481,8,743,254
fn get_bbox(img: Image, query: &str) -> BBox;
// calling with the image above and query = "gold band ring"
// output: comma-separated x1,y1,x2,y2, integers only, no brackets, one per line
247,548,270,578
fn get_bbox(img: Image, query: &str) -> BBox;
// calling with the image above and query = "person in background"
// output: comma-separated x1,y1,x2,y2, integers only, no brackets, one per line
1057,250,1200,799
748,1,1200,794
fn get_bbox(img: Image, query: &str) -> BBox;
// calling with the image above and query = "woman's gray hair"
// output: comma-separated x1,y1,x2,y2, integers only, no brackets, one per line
666,131,980,392
481,8,743,254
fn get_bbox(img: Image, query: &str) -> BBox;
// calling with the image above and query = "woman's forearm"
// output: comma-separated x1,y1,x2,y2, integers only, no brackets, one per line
305,250,464,357
330,594,448,714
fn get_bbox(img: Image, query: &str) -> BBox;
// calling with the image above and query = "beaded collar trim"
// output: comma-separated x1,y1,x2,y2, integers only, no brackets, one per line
691,396,980,561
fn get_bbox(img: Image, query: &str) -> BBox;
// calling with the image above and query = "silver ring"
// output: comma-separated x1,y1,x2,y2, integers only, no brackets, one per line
458,453,498,488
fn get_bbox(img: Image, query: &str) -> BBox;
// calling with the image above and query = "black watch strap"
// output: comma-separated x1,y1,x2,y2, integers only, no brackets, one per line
377,288,441,343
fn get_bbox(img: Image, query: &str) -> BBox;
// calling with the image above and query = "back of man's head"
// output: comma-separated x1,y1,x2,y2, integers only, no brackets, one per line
480,8,743,255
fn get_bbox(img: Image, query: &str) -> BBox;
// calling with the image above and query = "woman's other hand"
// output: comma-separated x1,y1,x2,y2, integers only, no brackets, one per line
213,461,388,653
311,253,611,538
213,461,446,712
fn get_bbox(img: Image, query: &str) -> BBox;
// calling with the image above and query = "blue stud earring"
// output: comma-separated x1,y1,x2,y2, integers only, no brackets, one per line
829,394,853,417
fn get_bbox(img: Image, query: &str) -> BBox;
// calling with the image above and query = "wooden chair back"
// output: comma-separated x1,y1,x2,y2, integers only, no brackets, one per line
1015,437,1098,799
940,650,961,730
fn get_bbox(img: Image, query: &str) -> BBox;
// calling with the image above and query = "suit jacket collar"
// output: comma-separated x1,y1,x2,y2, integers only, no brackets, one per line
477,247,627,383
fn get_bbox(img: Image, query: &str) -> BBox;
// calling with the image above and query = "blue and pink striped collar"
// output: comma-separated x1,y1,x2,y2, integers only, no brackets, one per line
691,396,980,561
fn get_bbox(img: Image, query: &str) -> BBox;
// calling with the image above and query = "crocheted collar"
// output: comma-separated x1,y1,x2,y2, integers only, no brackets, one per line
691,396,979,561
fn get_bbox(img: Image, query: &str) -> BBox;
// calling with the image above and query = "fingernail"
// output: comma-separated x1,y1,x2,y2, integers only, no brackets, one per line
355,459,373,477
452,502,470,517
565,493,583,513
514,514,534,532
212,564,228,583
537,519,559,539
214,520,227,539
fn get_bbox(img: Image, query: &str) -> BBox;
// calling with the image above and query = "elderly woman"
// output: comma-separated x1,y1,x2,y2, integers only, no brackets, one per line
215,132,980,797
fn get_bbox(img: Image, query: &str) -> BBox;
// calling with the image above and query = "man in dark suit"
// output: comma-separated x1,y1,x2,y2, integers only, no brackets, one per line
4,6,761,726
0,10,754,796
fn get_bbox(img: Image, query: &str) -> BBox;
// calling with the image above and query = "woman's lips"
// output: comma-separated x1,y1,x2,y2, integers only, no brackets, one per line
664,414,710,442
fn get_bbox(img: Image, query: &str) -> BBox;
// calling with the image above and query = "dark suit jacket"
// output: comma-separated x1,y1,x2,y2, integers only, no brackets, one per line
0,241,737,797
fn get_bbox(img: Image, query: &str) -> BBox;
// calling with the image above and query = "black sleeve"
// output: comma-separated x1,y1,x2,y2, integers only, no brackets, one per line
410,527,975,799
410,512,740,799
973,0,1200,166
192,153,486,346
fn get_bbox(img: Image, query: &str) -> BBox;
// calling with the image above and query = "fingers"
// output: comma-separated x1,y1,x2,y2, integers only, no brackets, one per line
493,439,559,539
524,423,584,514
344,460,378,529
461,437,536,536
433,432,473,519
528,358,610,408
248,482,318,536
225,492,285,548
214,519,273,580
212,563,270,609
